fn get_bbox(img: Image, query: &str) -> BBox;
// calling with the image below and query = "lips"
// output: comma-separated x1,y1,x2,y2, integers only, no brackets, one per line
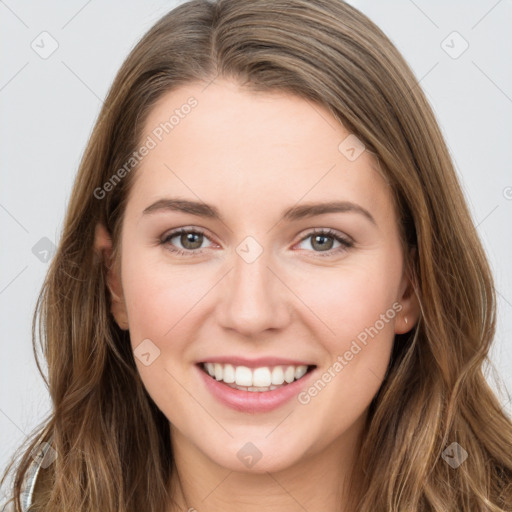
196,362,318,412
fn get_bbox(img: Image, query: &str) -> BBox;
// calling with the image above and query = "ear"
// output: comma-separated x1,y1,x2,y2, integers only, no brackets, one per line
395,246,421,334
94,223,129,331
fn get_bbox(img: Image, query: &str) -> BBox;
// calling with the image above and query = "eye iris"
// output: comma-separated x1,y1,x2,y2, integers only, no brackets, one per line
181,232,203,250
311,234,333,251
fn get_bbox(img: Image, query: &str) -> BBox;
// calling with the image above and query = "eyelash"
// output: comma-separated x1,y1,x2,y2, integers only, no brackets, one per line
159,227,354,258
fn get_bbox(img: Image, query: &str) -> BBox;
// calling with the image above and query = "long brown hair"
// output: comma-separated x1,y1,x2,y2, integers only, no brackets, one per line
2,0,511,510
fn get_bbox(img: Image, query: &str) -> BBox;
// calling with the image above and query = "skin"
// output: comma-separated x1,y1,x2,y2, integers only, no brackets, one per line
95,78,420,511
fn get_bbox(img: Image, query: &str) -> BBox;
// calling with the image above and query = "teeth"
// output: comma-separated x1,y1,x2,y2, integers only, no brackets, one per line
295,365,308,380
284,366,295,383
253,367,271,387
222,364,235,383
271,366,285,385
205,362,215,377
202,362,311,388
214,363,223,381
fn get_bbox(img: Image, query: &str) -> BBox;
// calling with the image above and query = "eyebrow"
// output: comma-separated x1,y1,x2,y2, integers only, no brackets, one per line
142,198,376,226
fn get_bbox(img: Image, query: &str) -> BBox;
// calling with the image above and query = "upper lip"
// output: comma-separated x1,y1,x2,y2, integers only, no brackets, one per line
197,356,316,369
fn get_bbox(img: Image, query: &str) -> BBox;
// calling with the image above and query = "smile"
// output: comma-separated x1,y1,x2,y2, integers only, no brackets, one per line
197,362,318,413
201,362,314,391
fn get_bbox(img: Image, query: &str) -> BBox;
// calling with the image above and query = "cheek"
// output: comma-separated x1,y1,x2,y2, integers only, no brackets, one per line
292,267,399,437
121,254,206,411
294,259,401,345
292,256,402,407
120,249,208,348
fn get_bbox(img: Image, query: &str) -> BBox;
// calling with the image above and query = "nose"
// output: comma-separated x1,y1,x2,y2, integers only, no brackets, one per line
215,241,291,337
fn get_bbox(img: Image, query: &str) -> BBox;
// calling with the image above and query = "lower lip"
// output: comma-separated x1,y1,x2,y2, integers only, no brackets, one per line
196,364,317,413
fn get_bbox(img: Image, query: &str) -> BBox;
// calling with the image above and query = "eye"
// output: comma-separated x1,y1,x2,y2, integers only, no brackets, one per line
159,227,354,258
160,227,214,256
295,228,353,257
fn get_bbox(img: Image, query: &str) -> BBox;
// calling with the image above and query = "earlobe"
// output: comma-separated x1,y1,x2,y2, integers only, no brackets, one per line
94,223,129,331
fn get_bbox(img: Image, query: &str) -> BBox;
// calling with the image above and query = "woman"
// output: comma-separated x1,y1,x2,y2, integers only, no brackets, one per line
2,0,511,510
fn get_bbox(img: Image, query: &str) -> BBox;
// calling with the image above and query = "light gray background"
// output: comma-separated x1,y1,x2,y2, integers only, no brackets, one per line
1,0,511,498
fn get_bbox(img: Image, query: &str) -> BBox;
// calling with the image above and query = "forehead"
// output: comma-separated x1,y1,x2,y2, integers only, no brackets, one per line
141,78,362,168
126,78,393,225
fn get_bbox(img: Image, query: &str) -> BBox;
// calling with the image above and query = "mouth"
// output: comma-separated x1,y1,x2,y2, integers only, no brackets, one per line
197,361,317,392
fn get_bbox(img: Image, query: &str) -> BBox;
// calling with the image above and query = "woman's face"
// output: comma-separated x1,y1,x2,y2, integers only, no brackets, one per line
100,78,417,474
